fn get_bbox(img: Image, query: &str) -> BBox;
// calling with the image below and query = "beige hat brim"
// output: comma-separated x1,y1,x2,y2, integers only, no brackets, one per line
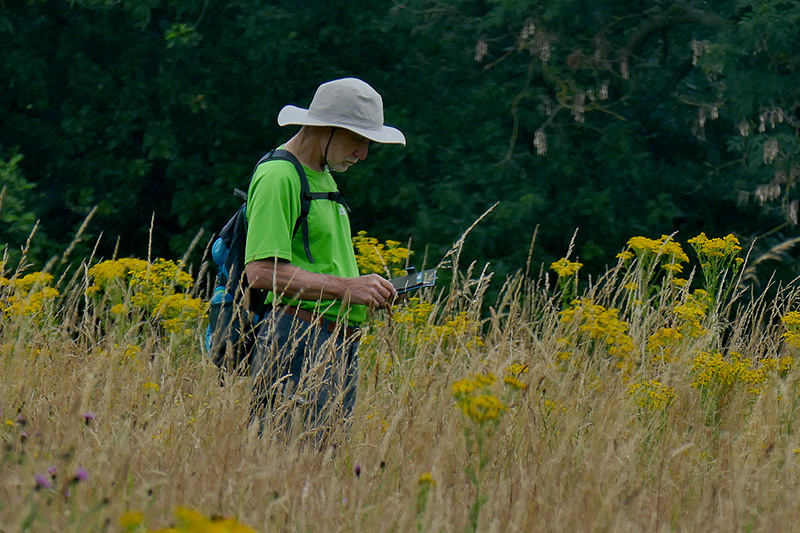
278,105,406,145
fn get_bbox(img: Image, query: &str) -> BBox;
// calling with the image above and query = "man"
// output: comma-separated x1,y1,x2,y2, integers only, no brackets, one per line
244,78,405,439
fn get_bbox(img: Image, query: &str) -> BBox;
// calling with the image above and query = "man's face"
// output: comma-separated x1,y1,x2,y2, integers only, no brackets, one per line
327,129,370,172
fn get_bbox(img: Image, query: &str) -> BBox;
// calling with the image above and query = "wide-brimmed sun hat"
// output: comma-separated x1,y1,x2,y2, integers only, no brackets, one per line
277,78,406,145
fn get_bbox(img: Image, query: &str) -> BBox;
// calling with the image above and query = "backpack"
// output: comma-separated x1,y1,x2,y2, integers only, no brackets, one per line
205,149,351,374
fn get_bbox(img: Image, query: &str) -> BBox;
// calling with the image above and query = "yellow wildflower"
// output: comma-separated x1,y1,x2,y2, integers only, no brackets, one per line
13,272,54,291
687,233,745,298
503,375,528,389
473,373,497,387
781,312,800,348
464,394,507,423
690,350,768,395
550,257,583,277
506,363,529,376
560,299,634,359
119,511,145,529
688,233,742,258
627,379,676,411
0,271,60,317
418,473,436,485
647,327,684,363
353,231,411,277
452,378,478,396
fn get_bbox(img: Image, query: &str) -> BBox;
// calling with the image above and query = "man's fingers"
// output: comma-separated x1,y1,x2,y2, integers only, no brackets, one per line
349,274,398,307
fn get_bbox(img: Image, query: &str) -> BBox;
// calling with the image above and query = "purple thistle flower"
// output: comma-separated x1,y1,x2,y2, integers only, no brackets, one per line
34,474,52,490
82,412,95,425
74,467,89,482
48,466,58,478
354,464,361,478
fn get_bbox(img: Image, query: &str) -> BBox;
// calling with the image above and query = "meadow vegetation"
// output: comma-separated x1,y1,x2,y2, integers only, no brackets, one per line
3,230,800,531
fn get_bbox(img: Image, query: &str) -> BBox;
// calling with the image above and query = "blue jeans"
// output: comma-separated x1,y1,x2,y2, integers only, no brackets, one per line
249,308,360,439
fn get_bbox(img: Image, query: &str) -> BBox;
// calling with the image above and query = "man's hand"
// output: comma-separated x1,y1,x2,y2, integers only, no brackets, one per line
342,274,397,309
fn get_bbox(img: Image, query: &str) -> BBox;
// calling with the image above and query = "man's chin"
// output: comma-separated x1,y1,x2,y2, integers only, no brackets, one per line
331,162,354,172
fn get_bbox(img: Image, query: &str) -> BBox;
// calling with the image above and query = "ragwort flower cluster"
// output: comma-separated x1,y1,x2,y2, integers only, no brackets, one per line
622,234,689,274
550,257,583,305
452,365,529,424
0,272,60,317
451,374,507,424
550,257,583,278
627,379,677,412
120,506,255,532
672,289,711,338
353,230,412,277
360,297,484,375
780,312,800,349
646,327,684,364
86,258,205,334
558,299,635,370
393,297,484,352
451,367,527,530
687,233,744,299
644,288,712,365
690,350,772,396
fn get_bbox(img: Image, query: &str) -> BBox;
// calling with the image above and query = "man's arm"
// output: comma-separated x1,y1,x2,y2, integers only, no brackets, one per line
245,258,397,309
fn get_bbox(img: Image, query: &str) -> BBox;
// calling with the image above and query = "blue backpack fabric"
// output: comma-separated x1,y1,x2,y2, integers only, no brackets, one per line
205,149,350,374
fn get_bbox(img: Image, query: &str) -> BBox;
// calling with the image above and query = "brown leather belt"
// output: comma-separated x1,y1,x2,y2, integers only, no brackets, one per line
278,305,361,338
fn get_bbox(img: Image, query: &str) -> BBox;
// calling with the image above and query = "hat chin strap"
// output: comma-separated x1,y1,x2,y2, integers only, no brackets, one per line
322,128,336,172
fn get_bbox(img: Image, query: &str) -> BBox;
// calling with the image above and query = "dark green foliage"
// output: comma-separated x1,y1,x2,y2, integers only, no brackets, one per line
0,153,45,270
1,0,798,292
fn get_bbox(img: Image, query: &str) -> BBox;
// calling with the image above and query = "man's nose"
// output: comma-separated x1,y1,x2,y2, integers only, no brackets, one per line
355,142,369,161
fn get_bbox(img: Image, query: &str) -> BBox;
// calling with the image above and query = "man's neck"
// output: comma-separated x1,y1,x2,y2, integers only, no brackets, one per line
284,129,327,172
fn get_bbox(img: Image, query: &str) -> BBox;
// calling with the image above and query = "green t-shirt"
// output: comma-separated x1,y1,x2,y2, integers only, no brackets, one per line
244,156,366,325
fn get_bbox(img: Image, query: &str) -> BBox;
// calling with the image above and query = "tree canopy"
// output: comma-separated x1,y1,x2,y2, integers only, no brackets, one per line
1,0,798,287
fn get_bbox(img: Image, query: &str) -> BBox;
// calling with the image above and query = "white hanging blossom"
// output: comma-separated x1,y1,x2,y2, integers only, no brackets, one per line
538,40,551,65
475,38,488,63
521,19,536,40
534,129,548,156
738,120,751,137
572,92,586,123
763,138,779,164
691,39,706,65
788,200,798,225
541,96,553,116
755,182,781,204
599,80,609,100
693,108,706,140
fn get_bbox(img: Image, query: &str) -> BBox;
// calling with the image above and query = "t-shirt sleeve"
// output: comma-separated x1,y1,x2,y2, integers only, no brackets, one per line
244,161,300,264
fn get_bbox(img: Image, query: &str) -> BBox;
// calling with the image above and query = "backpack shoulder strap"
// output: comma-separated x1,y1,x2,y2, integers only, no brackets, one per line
257,149,315,263
254,149,349,264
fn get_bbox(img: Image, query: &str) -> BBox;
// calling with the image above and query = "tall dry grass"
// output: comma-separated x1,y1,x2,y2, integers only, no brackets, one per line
3,232,800,532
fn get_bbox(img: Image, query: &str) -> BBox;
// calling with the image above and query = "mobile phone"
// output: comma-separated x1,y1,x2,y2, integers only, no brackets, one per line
390,268,437,294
